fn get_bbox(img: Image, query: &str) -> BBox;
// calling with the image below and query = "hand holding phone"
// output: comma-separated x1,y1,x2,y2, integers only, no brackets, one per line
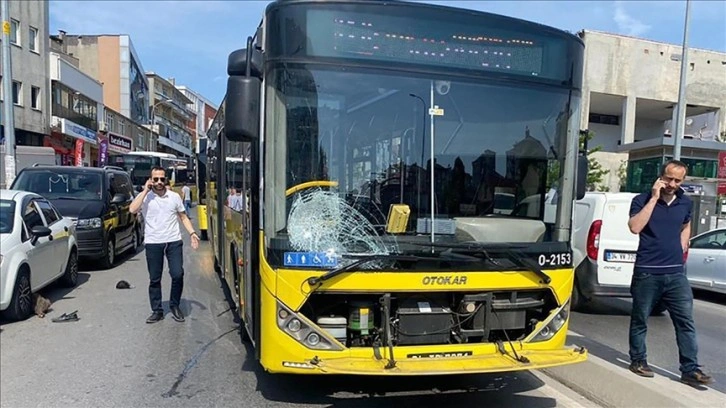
651,178,666,199
145,179,154,191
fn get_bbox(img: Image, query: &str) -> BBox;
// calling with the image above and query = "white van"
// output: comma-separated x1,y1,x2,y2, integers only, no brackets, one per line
571,192,640,310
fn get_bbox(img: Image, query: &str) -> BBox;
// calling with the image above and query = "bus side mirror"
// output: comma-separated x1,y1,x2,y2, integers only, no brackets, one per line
226,76,261,141
226,44,262,142
576,155,588,200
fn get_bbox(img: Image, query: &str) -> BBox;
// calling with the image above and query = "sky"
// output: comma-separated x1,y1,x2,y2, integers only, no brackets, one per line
49,0,726,106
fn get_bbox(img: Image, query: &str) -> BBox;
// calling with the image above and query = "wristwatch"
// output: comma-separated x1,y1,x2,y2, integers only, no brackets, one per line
190,231,198,238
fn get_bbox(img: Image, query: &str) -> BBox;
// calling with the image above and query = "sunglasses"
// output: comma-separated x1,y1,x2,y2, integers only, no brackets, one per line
153,177,167,182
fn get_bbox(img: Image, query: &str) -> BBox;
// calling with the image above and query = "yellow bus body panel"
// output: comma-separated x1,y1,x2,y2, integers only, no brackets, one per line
253,235,586,375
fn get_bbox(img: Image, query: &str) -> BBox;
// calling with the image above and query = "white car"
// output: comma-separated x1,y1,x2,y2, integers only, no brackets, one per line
1,190,78,320
686,228,726,294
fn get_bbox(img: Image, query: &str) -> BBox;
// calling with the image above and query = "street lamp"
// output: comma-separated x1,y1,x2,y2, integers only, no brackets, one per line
149,99,173,152
150,98,173,126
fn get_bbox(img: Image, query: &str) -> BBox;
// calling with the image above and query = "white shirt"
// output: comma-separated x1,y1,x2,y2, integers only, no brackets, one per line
182,185,191,201
141,189,185,244
228,194,243,211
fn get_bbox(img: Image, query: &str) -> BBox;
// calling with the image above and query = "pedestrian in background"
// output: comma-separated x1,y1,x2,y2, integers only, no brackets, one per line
627,159,712,386
181,182,192,216
130,166,200,324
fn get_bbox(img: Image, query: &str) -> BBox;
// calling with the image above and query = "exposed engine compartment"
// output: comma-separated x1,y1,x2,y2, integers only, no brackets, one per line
299,290,558,348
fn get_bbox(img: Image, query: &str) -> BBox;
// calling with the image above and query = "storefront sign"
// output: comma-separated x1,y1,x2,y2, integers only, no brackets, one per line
98,139,109,166
60,117,97,144
75,139,84,166
108,133,133,153
718,151,726,179
718,181,726,195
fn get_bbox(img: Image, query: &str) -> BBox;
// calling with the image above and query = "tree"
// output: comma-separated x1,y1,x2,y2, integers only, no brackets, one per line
545,130,610,191
617,160,628,192
581,130,610,191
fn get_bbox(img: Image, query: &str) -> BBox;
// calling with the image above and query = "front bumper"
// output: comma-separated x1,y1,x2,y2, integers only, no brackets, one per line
305,347,588,375
75,228,105,258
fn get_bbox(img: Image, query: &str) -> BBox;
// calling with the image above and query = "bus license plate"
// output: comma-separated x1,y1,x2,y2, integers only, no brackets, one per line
605,251,636,263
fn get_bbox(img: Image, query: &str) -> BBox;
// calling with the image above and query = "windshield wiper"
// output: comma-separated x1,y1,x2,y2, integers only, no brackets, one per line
52,196,83,200
413,243,551,284
306,254,435,286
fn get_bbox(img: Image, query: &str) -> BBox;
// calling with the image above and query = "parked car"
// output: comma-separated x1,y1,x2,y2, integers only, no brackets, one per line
571,192,640,310
10,165,143,269
1,190,78,320
686,228,726,294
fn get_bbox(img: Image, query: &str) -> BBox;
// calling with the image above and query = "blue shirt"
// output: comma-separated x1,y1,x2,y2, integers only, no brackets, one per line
629,189,692,274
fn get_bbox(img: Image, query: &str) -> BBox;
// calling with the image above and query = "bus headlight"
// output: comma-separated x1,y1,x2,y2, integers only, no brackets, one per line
276,301,343,351
527,299,570,343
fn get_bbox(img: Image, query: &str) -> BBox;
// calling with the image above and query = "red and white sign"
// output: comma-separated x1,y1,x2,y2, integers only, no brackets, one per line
75,139,84,166
718,151,726,179
718,181,726,195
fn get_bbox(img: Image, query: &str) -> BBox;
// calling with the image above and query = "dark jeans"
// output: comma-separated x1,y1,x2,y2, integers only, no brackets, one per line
184,200,191,216
629,271,699,374
145,240,184,312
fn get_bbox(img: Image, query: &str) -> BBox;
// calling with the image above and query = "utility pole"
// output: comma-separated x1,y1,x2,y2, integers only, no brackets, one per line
1,0,16,186
673,0,691,161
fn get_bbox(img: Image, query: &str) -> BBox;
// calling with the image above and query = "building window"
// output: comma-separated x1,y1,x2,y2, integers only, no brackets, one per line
589,113,620,126
29,26,39,52
12,81,22,106
31,86,40,110
10,19,20,45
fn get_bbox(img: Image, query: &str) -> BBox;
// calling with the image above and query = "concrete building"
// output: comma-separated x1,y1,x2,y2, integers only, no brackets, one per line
579,30,726,195
102,106,155,155
51,32,156,159
47,50,102,166
176,85,218,151
0,0,50,147
147,73,193,158
60,34,150,126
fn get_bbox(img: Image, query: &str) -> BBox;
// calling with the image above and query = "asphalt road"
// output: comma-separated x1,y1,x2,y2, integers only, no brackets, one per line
568,290,726,393
1,225,593,408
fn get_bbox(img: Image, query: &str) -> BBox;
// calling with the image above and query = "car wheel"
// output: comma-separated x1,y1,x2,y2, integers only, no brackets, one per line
100,238,115,269
60,250,79,287
5,268,33,321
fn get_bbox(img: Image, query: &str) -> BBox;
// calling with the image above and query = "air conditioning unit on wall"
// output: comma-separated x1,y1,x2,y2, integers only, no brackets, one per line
98,121,108,132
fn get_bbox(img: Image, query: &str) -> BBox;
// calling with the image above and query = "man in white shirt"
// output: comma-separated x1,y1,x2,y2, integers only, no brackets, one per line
130,167,200,323
181,182,192,216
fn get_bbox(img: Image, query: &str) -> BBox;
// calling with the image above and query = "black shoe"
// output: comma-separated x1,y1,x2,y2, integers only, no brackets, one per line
681,369,713,386
629,361,655,378
146,311,164,324
170,306,185,322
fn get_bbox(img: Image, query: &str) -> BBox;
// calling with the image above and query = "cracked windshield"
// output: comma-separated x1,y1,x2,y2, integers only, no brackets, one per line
266,67,576,266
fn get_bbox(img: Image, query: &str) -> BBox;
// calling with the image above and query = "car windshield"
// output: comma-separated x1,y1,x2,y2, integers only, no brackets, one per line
0,200,15,234
12,171,104,201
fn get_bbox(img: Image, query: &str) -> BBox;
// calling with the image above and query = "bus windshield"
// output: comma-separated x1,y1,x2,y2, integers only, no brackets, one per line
264,66,578,260
111,154,156,187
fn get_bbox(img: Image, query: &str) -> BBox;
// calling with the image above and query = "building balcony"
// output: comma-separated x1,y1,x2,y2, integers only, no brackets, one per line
52,103,98,131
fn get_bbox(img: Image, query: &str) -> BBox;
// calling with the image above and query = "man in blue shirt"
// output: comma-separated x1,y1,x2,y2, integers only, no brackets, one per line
627,160,712,386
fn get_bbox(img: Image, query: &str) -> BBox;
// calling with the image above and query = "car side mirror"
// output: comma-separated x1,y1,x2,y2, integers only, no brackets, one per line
30,225,52,245
111,193,127,204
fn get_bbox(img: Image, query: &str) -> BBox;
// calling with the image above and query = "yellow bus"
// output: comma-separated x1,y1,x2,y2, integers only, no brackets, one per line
207,0,589,375
111,151,197,200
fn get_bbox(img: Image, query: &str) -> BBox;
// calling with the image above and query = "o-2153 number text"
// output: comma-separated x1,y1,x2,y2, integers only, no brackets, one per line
537,253,572,267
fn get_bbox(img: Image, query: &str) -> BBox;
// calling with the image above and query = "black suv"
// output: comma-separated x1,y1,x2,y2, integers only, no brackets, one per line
11,165,143,269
